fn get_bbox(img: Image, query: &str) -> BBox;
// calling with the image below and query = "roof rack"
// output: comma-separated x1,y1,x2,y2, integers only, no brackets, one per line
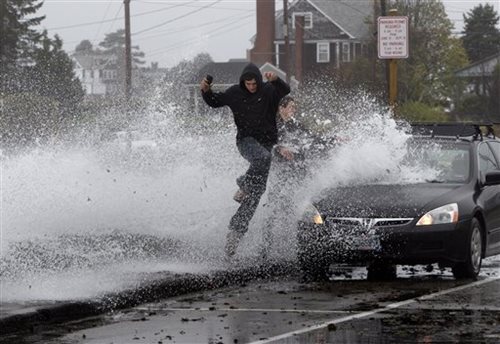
410,122,496,140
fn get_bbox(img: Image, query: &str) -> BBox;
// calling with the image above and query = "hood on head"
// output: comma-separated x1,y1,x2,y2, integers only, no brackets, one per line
239,63,263,91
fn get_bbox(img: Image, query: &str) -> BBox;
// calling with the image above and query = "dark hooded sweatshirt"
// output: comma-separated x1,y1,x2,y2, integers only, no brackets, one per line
201,63,291,148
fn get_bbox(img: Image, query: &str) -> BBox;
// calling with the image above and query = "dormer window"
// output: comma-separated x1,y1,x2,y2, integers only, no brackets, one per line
292,12,313,29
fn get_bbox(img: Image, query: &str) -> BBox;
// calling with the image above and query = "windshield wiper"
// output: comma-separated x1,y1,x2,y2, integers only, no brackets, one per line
425,179,445,183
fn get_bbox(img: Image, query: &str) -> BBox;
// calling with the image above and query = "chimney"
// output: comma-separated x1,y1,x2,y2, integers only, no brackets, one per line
250,0,276,65
294,15,304,83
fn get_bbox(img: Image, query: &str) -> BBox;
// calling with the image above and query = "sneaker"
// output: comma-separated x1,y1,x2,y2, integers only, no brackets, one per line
233,189,248,203
225,231,244,257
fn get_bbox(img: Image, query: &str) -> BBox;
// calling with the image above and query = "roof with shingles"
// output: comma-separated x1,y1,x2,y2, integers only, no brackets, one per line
72,54,117,70
275,0,373,41
455,53,500,77
187,61,250,85
186,61,296,88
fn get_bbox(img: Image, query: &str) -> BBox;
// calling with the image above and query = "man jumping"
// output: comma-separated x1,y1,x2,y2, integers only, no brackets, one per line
200,62,290,257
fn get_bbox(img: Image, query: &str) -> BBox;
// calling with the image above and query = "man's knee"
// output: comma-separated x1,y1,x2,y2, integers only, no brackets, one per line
253,155,272,174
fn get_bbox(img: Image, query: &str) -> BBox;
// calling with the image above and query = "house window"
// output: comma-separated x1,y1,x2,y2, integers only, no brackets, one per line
317,42,330,63
292,12,313,29
342,42,350,62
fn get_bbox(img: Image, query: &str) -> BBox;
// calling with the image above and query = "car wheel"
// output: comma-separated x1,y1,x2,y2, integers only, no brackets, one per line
297,250,330,282
367,262,397,281
452,218,483,280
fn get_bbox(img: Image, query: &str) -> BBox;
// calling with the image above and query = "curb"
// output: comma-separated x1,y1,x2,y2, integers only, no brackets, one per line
1,261,297,336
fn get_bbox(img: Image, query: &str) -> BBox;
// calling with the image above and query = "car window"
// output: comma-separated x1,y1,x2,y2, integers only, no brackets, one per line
405,140,470,183
478,142,499,174
487,141,500,166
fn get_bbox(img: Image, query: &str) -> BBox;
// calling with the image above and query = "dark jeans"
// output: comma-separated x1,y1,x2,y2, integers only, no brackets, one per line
229,137,272,234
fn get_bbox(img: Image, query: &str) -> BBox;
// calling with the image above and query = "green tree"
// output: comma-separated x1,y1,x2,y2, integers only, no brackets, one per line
27,32,85,113
75,39,95,55
97,29,146,97
0,0,44,67
462,4,500,63
99,29,145,66
394,0,469,106
0,0,45,93
346,0,468,113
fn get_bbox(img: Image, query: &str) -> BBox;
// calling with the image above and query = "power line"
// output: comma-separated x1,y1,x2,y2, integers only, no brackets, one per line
135,0,249,12
132,0,223,36
46,0,200,30
147,14,253,55
146,13,253,58
93,0,114,44
106,2,124,34
137,13,252,41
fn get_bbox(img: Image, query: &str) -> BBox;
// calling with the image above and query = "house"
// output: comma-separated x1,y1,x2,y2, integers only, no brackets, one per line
455,53,500,96
72,53,120,96
72,54,167,98
250,0,374,81
184,59,298,114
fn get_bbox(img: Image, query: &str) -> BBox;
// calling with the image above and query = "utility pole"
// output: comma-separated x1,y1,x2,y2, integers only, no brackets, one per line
283,0,291,84
124,0,132,100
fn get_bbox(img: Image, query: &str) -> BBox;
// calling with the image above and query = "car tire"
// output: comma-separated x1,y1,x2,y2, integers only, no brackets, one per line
452,218,483,280
297,251,330,282
367,262,397,281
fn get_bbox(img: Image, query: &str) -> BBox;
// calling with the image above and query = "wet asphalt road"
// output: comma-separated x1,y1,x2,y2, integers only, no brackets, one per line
10,258,500,344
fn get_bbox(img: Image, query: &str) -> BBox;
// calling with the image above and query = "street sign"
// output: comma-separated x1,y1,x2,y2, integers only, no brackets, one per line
378,16,409,59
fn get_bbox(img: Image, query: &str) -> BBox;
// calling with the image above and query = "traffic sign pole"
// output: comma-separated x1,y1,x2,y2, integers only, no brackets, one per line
377,10,409,108
389,9,398,107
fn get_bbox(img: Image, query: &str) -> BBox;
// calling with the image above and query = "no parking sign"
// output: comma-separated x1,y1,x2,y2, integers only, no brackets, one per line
378,16,409,59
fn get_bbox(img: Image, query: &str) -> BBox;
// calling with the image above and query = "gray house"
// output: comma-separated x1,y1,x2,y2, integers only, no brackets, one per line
455,53,500,96
250,0,374,80
72,54,119,96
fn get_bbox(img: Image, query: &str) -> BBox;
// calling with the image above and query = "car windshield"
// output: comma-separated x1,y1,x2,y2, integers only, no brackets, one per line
404,139,470,184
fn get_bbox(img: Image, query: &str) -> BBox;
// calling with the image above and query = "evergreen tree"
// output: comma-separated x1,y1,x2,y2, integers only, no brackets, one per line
99,29,145,66
0,0,45,91
28,32,85,113
462,4,500,63
394,0,469,105
75,40,95,55
0,0,44,66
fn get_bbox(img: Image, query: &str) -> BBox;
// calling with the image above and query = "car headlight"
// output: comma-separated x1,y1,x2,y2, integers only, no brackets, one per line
302,204,324,225
416,203,459,226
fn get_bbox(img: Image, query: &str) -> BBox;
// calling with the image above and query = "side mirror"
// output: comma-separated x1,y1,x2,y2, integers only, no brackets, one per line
484,171,500,186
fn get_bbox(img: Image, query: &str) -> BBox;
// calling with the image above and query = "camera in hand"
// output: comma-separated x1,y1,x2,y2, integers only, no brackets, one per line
206,74,213,85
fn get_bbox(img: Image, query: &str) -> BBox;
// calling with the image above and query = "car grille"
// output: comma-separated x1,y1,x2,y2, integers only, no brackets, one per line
326,217,414,233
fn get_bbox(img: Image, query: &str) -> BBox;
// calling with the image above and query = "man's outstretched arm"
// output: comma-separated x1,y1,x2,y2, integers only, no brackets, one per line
200,77,227,108
264,72,291,99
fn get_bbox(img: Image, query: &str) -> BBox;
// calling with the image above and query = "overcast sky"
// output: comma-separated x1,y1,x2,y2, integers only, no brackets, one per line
38,0,500,68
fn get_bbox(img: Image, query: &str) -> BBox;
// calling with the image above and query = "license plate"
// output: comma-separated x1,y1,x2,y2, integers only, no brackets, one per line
348,235,381,251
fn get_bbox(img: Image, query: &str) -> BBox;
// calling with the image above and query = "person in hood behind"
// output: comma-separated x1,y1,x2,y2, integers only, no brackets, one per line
200,63,290,258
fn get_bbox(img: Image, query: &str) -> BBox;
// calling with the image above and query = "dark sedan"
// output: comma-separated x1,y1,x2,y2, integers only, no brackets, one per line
298,124,500,281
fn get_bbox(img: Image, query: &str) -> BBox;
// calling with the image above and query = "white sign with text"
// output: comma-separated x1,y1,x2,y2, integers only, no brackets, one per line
378,16,409,59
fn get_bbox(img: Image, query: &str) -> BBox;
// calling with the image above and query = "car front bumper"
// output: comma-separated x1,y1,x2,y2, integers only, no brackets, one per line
297,218,473,266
